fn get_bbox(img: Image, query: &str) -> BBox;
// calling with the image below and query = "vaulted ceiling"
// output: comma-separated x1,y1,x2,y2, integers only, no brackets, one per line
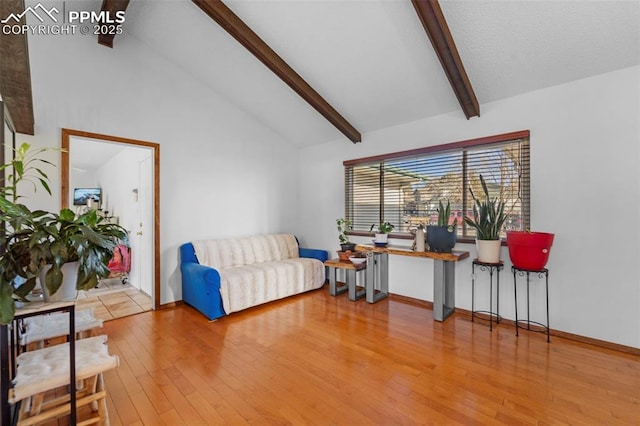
123,0,639,146
6,0,640,146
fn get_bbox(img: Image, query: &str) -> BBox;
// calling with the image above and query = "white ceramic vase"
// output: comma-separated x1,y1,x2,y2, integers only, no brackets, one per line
475,239,502,263
39,261,79,302
415,228,425,251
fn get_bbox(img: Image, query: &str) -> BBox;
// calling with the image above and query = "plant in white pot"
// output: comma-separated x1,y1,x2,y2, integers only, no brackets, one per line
30,208,128,302
0,143,127,322
463,175,507,263
370,221,394,244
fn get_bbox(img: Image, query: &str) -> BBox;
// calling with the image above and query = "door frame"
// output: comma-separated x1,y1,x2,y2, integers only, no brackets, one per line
61,128,161,310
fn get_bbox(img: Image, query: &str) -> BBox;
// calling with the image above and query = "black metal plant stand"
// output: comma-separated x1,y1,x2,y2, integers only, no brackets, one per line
512,266,550,342
471,259,504,331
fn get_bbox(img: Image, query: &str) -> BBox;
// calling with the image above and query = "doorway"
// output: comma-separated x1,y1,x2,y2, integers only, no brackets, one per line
61,129,160,310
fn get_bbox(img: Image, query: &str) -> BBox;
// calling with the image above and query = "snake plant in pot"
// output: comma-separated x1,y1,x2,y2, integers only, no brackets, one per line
463,175,507,263
427,200,457,253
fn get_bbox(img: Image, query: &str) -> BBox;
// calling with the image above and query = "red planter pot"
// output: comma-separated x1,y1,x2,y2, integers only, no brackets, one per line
506,231,554,270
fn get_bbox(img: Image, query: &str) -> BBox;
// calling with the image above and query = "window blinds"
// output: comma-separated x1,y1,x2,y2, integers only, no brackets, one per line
344,132,530,239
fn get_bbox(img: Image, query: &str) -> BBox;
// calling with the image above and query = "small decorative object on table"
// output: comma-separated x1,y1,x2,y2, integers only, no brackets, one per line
414,223,426,252
348,253,367,265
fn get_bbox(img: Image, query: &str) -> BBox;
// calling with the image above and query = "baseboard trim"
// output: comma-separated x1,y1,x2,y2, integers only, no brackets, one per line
389,293,640,356
159,300,183,310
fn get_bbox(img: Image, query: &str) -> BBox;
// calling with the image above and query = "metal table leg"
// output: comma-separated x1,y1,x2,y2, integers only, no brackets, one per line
433,260,455,321
328,266,347,296
365,252,388,303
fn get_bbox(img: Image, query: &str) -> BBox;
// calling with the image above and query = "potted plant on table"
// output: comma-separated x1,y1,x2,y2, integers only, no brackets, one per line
336,218,356,261
463,175,507,263
370,221,394,244
0,143,127,323
427,200,457,253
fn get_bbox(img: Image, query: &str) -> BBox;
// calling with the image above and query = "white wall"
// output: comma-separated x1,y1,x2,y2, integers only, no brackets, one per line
19,30,300,305
297,66,640,348
94,146,150,232
68,169,97,196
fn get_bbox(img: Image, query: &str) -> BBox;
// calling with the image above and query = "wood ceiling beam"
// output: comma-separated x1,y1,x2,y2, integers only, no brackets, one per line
412,0,480,119
192,0,362,143
0,0,34,135
97,0,129,48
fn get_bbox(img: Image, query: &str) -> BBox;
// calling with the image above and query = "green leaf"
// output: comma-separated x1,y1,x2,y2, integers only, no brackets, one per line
0,280,16,324
59,208,75,222
38,178,52,195
44,265,63,296
14,278,37,300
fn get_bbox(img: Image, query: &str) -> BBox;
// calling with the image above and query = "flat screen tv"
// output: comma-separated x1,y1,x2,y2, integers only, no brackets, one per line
73,188,102,206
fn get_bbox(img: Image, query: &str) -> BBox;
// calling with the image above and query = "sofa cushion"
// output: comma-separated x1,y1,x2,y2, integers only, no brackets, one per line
219,258,324,314
192,234,299,269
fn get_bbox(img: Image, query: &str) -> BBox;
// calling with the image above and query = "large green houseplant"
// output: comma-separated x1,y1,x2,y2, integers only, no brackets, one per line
463,175,507,263
0,143,127,323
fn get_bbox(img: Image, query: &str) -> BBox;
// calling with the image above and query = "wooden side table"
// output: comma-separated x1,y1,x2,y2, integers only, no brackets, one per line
324,259,367,301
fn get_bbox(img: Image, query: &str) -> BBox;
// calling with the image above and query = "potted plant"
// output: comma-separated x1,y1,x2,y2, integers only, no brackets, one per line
506,229,555,270
370,221,394,244
336,218,356,260
463,175,507,263
0,143,127,322
32,208,128,301
427,200,457,253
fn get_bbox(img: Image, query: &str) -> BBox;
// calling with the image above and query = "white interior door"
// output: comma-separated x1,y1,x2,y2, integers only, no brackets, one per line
137,156,154,297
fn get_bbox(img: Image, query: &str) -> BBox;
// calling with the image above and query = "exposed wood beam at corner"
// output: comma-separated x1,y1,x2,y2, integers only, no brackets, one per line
0,0,35,135
412,0,480,119
97,0,130,48
192,0,362,143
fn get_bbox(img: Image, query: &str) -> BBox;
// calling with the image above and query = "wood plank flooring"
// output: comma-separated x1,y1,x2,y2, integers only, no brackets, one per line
96,288,638,425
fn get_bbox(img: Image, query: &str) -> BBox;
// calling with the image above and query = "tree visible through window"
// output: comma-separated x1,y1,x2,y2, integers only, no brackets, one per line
344,131,530,240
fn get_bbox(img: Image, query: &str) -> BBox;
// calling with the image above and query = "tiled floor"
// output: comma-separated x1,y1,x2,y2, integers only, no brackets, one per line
76,278,152,322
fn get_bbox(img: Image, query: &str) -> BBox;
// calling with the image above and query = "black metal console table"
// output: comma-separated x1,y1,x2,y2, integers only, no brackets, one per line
471,259,504,331
512,266,550,342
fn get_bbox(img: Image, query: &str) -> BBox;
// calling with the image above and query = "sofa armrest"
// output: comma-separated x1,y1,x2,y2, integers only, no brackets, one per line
299,247,328,263
181,262,226,320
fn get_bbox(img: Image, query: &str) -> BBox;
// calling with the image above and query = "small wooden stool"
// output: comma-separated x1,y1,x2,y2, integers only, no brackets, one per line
325,259,367,301
9,335,119,426
20,308,103,349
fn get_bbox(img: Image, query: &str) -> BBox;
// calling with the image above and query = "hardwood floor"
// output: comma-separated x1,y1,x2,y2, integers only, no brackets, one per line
97,288,639,425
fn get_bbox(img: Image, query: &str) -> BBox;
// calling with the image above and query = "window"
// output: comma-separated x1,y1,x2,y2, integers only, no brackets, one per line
344,130,530,240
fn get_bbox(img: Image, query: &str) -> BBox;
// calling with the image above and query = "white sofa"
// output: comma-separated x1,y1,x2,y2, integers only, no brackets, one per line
180,234,327,319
